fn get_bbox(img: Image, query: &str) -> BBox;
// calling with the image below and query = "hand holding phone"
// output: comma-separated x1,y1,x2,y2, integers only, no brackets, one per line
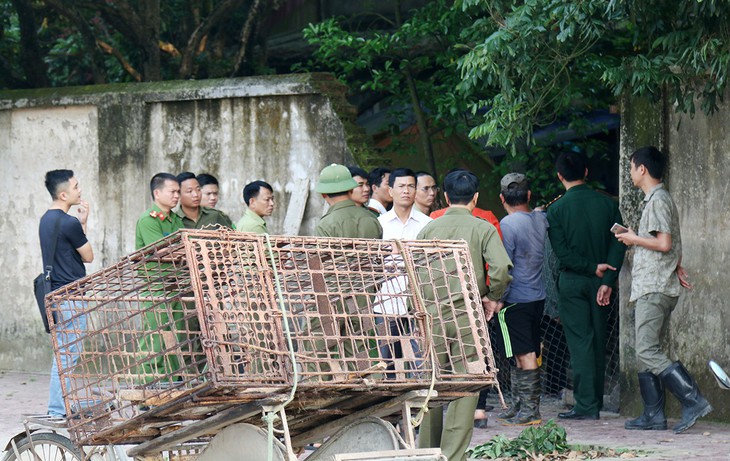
610,223,628,235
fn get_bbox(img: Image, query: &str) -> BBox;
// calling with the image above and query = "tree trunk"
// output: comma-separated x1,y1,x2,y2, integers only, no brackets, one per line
138,1,161,81
394,0,438,177
179,0,249,79
230,0,263,76
404,70,438,178
11,0,50,87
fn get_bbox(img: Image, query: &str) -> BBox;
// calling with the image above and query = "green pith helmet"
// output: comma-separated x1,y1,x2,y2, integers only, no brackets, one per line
315,163,358,194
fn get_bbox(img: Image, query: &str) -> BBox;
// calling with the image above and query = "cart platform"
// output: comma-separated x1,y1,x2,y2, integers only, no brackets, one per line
46,229,500,453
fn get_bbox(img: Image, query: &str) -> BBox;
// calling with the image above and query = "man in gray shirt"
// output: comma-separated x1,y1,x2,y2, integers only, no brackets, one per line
616,146,711,433
495,173,548,426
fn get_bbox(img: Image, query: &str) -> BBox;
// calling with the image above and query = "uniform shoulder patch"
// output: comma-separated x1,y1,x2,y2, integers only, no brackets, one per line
544,194,563,209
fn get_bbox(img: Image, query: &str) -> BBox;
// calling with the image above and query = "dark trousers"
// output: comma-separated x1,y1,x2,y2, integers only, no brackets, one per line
558,272,608,415
375,316,420,379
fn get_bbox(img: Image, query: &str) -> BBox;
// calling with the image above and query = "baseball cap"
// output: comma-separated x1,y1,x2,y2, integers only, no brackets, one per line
500,172,528,191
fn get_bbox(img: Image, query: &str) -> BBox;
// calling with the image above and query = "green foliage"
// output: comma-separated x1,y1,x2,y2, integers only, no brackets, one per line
467,419,569,459
601,0,730,117
457,0,730,149
0,4,22,81
456,0,623,150
298,0,621,200
297,1,481,169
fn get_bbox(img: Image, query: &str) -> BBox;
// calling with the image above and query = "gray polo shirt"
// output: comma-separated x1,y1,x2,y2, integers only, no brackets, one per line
630,183,682,301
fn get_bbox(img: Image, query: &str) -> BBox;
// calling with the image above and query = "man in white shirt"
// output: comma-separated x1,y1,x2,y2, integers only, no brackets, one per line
379,168,432,239
374,168,431,378
366,167,392,215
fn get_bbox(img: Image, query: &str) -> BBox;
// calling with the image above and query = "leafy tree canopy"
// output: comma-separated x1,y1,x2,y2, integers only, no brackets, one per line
297,0,481,176
458,0,730,148
300,0,728,202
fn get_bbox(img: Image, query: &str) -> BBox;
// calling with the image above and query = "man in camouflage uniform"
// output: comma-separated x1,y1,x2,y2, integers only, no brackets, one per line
617,146,711,433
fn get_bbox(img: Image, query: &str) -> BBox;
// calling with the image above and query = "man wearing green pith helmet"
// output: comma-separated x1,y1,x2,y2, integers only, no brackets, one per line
314,163,382,239
306,163,382,380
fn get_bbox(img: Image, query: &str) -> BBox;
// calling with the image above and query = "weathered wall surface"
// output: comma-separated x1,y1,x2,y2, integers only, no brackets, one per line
619,92,730,420
0,74,356,371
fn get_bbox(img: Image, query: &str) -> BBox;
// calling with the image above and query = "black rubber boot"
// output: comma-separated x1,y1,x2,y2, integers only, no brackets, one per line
660,361,713,434
497,367,520,420
505,368,542,426
625,372,667,430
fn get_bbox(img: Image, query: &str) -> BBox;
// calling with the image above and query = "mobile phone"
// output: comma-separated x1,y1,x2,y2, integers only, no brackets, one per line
610,223,628,234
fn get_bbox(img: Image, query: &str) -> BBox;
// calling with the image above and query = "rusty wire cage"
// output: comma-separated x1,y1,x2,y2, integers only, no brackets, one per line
47,229,499,448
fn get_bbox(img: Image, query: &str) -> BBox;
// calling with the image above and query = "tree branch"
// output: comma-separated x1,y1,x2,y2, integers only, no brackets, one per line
179,0,249,79
97,40,141,81
230,0,264,76
79,0,161,80
43,0,108,84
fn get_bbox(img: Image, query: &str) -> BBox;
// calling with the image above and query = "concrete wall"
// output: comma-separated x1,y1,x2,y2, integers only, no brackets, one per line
0,74,356,371
619,92,730,420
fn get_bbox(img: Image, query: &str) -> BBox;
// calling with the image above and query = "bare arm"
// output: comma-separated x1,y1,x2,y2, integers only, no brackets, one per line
77,241,94,263
616,229,672,252
676,257,693,289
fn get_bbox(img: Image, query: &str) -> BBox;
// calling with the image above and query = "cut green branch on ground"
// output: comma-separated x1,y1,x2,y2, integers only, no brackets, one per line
467,420,645,459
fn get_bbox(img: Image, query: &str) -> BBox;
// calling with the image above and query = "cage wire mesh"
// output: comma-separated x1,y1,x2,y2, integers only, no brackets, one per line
47,229,501,448
486,236,621,409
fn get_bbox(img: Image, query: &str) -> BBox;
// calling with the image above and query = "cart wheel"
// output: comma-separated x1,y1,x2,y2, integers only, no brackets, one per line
2,432,83,461
196,423,286,461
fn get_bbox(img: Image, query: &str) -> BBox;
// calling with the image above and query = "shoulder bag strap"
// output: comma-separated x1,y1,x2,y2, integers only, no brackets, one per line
44,214,64,280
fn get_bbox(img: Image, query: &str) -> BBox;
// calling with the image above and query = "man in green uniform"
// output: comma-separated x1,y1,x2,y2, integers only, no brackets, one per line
136,173,184,248
315,163,382,238
416,169,512,461
175,172,233,230
306,164,382,379
546,152,626,420
135,173,186,382
237,180,274,234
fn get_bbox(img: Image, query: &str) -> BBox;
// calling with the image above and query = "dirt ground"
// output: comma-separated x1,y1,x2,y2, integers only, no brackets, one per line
1,369,729,460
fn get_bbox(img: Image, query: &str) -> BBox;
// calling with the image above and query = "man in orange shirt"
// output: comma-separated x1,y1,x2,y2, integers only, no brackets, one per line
430,205,502,238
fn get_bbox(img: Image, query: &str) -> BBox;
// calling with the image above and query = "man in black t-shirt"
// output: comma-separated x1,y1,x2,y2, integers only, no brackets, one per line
39,170,93,418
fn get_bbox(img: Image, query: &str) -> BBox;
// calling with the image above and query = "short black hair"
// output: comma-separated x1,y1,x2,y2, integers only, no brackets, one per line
348,166,369,180
631,146,666,180
502,180,530,206
443,170,479,205
415,171,435,181
150,172,178,199
44,169,74,199
369,167,391,190
243,180,273,205
555,152,587,182
176,171,197,184
197,173,219,187
388,168,416,187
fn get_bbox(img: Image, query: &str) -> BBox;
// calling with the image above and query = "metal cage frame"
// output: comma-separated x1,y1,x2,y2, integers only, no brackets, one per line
47,229,500,448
